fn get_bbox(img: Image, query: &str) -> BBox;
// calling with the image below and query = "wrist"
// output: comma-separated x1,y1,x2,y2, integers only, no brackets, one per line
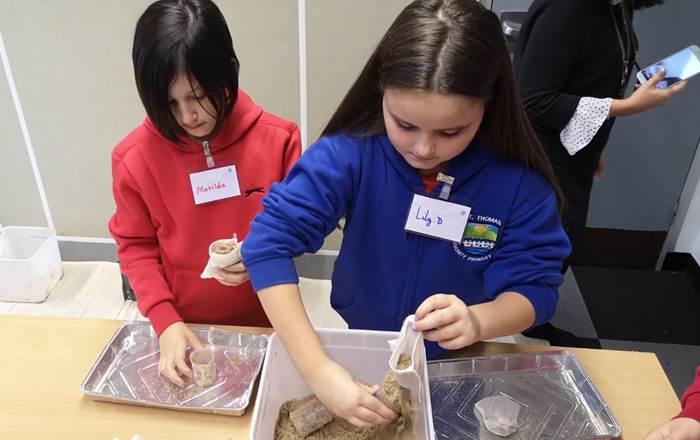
466,306,484,342
303,356,335,389
298,349,332,376
147,301,182,336
610,98,634,117
677,393,700,423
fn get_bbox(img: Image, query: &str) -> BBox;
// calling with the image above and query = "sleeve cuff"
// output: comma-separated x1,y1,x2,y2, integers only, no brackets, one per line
560,97,613,156
502,284,558,327
676,390,700,423
247,256,300,293
146,301,183,336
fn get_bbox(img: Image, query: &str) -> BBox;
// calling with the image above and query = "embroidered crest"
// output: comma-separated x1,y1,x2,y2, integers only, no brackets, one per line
453,215,502,261
462,222,498,255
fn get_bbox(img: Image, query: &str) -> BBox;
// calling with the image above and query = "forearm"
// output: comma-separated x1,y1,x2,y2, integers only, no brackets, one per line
470,292,536,341
257,283,329,377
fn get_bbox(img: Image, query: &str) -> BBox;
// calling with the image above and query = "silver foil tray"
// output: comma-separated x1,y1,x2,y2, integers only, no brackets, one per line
80,321,268,416
428,351,621,439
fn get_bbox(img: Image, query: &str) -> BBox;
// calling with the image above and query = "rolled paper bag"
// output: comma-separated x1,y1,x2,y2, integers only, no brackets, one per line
208,234,242,268
289,397,334,437
388,315,424,402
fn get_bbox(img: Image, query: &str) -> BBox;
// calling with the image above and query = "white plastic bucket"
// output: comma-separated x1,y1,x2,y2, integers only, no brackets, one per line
250,328,435,439
0,226,63,302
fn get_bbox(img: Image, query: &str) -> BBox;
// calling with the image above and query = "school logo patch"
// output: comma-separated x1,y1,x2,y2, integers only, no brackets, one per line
452,215,502,262
463,222,499,255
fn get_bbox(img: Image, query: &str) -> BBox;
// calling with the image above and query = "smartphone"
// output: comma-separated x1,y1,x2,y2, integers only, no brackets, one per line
637,45,700,88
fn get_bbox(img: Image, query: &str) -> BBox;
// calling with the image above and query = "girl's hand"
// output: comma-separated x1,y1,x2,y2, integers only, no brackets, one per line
215,261,249,286
643,418,700,440
414,293,482,350
158,321,204,386
307,359,395,427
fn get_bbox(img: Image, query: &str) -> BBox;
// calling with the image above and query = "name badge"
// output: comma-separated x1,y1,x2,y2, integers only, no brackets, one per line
189,165,241,205
405,194,470,242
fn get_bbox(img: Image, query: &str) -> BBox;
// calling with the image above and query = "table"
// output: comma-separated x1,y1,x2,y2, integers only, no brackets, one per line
0,315,680,439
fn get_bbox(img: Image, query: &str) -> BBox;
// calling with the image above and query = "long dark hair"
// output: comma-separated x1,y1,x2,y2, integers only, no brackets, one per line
132,0,239,143
322,0,562,208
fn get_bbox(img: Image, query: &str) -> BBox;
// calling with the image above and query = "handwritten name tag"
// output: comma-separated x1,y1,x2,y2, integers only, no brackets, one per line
404,194,470,242
189,165,241,205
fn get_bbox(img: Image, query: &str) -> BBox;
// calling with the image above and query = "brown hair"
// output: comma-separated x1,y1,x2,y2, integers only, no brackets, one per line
322,0,562,208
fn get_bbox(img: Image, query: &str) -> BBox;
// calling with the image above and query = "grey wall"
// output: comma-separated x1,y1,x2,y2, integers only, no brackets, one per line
0,1,145,237
491,0,530,12
4,0,696,255
306,0,407,141
0,55,45,228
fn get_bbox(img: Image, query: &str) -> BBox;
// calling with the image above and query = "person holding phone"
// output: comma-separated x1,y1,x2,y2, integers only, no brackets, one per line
513,0,686,346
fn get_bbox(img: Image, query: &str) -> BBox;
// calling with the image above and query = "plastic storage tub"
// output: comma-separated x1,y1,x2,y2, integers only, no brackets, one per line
0,226,62,302
250,328,435,439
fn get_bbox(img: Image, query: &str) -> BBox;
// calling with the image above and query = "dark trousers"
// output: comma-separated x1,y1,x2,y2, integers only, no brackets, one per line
522,131,610,349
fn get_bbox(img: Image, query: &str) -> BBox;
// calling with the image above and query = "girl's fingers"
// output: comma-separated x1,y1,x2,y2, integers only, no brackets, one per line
215,270,249,286
354,404,393,426
175,352,192,377
160,359,184,386
187,333,205,351
360,394,395,422
437,334,468,350
415,294,456,326
422,324,461,343
415,304,461,332
346,416,376,428
222,262,246,273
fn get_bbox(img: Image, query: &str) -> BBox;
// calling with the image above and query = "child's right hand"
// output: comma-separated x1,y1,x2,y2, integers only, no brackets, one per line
643,418,700,440
415,293,481,350
306,359,395,428
158,321,205,386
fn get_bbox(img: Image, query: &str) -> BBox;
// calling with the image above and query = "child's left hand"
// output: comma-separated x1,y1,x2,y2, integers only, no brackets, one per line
414,294,482,350
643,418,700,440
215,262,249,286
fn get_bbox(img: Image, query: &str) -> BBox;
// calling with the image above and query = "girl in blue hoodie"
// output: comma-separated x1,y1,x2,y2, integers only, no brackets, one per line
242,0,570,428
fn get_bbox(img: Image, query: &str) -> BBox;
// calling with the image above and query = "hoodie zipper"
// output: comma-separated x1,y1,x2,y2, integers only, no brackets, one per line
202,141,216,168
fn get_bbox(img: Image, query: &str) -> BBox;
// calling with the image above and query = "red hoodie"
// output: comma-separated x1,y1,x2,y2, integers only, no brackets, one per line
109,90,301,335
676,366,700,422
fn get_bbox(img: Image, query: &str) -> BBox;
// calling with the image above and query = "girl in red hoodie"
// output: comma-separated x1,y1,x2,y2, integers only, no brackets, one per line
644,367,700,440
108,0,300,386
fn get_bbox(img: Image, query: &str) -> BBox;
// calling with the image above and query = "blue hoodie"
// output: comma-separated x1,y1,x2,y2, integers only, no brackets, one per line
243,133,571,358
